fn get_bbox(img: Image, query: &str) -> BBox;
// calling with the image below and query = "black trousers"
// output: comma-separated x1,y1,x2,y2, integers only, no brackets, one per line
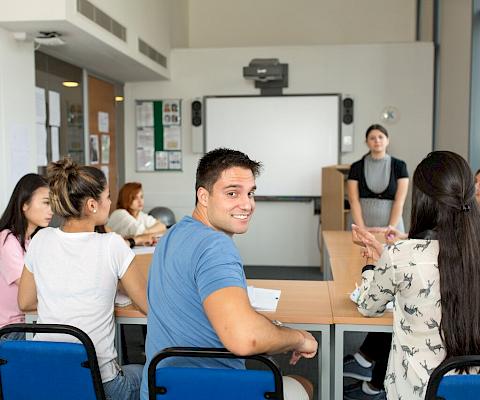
359,332,392,389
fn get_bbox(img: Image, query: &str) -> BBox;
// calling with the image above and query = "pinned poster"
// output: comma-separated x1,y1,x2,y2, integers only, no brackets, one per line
98,111,109,133
48,90,61,127
35,87,46,124
136,148,154,171
163,126,181,150
168,151,182,170
155,151,169,170
101,134,110,164
36,124,47,166
89,134,99,164
51,126,60,162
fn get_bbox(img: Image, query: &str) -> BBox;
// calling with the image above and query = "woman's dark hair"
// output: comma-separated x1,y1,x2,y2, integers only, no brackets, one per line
409,151,480,361
195,148,262,205
47,157,106,218
0,174,48,251
365,124,389,139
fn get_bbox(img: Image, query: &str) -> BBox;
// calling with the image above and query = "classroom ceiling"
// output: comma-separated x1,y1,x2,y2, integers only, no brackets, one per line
0,20,166,83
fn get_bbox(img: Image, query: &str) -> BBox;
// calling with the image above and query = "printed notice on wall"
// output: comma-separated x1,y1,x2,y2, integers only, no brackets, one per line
51,126,60,162
168,151,182,170
101,134,110,164
136,148,154,171
155,151,169,170
163,126,181,150
35,87,46,124
137,128,154,149
98,111,109,133
48,90,61,127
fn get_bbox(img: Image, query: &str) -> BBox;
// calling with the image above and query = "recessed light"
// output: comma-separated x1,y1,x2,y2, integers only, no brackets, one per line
62,81,79,88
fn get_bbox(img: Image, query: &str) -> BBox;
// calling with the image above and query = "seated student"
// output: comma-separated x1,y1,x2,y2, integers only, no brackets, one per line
140,148,318,400
352,151,480,400
0,174,52,339
18,158,148,400
107,182,166,238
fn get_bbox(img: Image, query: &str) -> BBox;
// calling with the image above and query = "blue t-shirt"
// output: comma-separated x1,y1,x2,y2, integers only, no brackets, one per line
140,216,247,399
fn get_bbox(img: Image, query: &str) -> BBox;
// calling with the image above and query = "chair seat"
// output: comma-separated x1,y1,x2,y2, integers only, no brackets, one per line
154,367,276,399
437,375,480,400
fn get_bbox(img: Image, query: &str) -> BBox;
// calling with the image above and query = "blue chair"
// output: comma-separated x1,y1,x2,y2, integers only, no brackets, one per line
148,347,284,400
425,355,480,400
0,323,106,400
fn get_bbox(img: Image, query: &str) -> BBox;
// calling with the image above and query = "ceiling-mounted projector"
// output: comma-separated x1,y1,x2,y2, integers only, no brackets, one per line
34,31,65,46
243,58,284,82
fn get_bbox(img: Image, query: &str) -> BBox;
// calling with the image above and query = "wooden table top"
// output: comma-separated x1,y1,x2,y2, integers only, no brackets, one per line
115,279,333,325
327,280,392,325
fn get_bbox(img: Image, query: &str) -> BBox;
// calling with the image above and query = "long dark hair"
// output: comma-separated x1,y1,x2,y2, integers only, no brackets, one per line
409,151,480,359
0,174,49,251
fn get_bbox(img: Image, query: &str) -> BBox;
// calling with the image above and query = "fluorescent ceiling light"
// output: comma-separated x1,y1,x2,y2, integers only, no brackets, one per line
62,81,79,88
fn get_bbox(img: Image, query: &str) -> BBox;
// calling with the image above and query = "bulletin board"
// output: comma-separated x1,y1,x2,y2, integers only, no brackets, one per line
135,99,182,171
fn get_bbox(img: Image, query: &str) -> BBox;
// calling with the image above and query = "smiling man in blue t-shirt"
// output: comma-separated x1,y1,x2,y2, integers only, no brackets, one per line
141,148,318,400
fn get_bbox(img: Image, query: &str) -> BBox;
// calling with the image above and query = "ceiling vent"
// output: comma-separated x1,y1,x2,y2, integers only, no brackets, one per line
77,0,126,42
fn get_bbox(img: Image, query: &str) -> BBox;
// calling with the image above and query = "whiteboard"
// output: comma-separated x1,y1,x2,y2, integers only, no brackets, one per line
205,95,340,197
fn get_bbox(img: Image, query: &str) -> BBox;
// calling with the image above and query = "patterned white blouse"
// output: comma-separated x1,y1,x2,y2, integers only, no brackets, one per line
357,239,445,400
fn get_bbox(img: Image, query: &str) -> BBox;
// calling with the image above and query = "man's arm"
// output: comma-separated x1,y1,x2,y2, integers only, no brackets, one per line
203,286,317,362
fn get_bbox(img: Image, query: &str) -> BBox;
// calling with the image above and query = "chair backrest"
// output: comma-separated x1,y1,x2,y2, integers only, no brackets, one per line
148,347,283,400
425,355,480,400
0,323,106,400
148,207,176,228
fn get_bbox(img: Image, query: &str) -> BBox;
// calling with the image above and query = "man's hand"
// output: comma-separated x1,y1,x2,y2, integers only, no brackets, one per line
289,330,318,365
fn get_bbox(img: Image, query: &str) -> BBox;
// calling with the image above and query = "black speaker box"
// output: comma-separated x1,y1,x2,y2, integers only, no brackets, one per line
192,100,202,127
342,97,354,125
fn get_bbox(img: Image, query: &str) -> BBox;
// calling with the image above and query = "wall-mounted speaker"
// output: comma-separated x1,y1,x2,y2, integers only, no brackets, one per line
341,96,354,152
191,98,203,153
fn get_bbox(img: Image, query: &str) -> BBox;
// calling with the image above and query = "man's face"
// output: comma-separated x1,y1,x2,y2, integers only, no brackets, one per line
202,167,256,236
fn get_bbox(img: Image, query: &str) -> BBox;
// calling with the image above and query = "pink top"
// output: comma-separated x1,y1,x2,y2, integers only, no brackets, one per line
0,229,29,327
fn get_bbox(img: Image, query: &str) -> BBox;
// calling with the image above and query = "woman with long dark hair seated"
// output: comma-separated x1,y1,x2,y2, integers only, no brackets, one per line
352,151,480,399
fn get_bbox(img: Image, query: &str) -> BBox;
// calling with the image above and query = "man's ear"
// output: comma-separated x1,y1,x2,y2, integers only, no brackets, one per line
197,187,209,207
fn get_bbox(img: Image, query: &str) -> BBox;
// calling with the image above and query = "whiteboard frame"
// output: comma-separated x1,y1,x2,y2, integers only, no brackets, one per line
203,94,341,198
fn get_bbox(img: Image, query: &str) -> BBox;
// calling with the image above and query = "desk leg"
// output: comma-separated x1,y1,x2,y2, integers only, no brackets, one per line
334,324,393,400
322,238,332,280
115,322,123,364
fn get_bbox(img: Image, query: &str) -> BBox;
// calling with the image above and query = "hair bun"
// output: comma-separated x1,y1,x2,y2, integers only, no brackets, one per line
47,157,78,181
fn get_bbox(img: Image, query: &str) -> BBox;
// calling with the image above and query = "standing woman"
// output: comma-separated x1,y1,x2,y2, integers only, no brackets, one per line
0,174,52,339
107,182,166,239
348,124,409,231
18,159,147,400
353,151,480,399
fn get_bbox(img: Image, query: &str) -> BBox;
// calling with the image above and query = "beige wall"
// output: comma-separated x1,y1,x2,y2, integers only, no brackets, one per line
186,0,417,48
435,0,472,158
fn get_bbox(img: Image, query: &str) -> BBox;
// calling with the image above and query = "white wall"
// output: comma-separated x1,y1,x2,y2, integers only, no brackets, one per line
0,27,37,210
125,43,433,267
187,0,417,48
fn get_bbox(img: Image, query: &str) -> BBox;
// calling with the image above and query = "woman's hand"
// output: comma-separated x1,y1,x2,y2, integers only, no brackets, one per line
384,225,408,244
134,233,157,246
352,224,384,262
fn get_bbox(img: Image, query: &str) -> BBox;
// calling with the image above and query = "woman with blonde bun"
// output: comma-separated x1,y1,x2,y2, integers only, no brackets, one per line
18,158,147,400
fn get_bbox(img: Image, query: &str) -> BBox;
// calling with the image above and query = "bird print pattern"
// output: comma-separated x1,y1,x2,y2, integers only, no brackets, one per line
357,239,444,399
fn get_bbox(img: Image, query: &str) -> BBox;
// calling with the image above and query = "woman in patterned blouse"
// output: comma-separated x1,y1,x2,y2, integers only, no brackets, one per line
354,151,480,399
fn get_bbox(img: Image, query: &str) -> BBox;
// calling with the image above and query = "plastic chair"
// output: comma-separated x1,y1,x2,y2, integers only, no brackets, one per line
425,355,480,400
149,207,176,228
0,323,106,400
148,347,284,400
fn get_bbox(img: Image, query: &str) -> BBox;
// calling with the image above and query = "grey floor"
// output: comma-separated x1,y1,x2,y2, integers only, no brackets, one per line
123,266,360,400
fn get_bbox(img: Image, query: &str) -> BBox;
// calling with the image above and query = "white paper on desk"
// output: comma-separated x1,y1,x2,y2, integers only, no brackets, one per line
247,286,281,312
132,245,156,255
115,292,132,307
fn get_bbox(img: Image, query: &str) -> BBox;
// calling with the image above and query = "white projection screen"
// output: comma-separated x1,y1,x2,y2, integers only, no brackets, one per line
205,95,340,197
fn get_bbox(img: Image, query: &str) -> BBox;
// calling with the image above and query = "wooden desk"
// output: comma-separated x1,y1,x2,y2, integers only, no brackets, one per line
115,279,332,400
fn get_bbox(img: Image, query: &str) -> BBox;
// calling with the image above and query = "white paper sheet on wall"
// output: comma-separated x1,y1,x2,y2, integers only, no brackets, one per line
164,126,181,150
36,124,47,166
48,91,61,127
51,126,60,162
98,111,109,133
35,87,46,124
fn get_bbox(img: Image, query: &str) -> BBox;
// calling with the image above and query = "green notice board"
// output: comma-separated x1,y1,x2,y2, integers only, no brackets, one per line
135,99,182,171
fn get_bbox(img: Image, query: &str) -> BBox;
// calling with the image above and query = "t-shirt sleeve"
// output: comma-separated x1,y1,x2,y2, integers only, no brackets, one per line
394,159,409,179
348,160,362,181
0,234,25,285
196,235,247,303
108,233,135,279
142,212,158,229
